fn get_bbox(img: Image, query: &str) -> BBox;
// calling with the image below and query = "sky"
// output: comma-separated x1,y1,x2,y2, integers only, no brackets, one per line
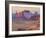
11,4,40,14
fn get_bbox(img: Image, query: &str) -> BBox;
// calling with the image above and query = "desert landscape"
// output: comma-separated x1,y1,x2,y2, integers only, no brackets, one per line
12,6,40,31
12,10,40,31
12,19,40,31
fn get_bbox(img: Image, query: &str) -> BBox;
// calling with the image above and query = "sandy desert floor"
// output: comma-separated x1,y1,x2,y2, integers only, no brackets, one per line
12,19,40,31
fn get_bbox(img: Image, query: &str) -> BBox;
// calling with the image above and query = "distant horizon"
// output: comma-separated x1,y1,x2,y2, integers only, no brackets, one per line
12,6,40,14
12,11,40,14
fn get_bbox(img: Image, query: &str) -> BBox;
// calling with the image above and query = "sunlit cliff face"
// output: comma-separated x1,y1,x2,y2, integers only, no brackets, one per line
12,10,40,21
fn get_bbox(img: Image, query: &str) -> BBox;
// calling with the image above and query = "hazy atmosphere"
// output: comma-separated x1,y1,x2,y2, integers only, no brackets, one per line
12,6,40,31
